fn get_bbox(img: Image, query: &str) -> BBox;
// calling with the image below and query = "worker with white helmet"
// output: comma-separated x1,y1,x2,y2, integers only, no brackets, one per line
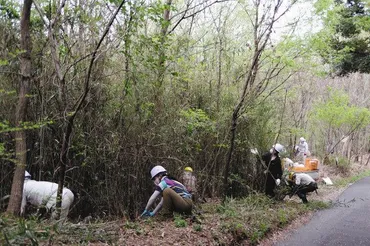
21,171,74,220
141,165,193,219
262,143,284,198
295,137,310,160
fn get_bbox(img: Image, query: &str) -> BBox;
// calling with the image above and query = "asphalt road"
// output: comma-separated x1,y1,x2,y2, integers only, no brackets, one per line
276,176,370,246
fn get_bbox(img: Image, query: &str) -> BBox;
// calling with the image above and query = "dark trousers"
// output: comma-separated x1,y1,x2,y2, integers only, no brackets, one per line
162,188,193,217
296,182,318,203
265,175,276,198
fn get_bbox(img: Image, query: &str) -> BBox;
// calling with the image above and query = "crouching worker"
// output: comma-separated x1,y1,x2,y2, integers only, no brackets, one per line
288,172,318,203
21,171,74,220
141,165,193,219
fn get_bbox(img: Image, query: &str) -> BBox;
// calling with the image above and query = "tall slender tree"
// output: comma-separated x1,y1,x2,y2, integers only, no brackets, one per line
6,0,32,215
223,0,297,200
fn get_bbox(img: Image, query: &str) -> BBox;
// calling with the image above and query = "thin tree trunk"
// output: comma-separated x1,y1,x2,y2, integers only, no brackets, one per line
223,0,289,201
216,38,222,111
7,0,32,215
154,0,172,113
223,112,237,202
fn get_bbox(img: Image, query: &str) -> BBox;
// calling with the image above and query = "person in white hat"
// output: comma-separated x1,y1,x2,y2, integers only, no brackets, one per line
141,165,193,219
262,144,284,198
295,137,310,161
21,171,74,220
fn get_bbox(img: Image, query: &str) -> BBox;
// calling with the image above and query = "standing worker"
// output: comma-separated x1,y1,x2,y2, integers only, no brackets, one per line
181,167,197,202
262,144,284,198
295,137,310,161
288,172,318,203
21,171,74,220
141,165,193,219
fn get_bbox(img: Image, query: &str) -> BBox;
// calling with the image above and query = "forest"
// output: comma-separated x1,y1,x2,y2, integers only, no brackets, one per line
0,0,369,222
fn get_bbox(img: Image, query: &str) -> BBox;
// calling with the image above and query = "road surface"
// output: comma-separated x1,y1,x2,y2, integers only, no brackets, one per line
276,176,370,246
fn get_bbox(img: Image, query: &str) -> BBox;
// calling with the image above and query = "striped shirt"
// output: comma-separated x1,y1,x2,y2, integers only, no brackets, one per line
156,177,192,199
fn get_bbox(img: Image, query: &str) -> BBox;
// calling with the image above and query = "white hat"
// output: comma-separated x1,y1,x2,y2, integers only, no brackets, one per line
300,137,305,142
273,143,284,153
25,171,31,179
150,165,167,179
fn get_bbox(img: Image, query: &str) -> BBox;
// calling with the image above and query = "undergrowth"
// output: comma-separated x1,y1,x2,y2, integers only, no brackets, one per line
334,169,370,187
0,215,119,245
0,216,52,245
204,194,330,245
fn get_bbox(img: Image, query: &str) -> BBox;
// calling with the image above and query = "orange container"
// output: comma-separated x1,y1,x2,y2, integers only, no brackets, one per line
291,166,311,172
304,158,312,167
309,159,319,170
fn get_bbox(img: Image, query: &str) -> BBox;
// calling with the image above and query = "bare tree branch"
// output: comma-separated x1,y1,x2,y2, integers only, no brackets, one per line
168,0,230,34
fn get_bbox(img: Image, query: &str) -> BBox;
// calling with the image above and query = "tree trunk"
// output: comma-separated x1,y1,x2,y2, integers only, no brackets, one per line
6,0,33,216
223,112,238,202
154,0,172,113
216,38,222,112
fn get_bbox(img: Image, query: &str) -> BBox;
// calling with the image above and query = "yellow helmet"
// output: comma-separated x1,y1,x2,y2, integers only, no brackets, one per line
184,166,193,172
288,172,295,180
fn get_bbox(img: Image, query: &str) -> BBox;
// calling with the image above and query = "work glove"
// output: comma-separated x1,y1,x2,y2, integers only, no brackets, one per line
275,179,281,186
141,209,150,217
141,210,154,217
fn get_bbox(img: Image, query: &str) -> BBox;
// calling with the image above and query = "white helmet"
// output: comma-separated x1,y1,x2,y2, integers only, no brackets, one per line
25,171,31,179
273,143,284,153
150,165,167,179
300,137,305,142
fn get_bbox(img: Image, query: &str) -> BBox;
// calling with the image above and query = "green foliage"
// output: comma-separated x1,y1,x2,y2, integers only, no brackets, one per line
140,102,155,122
335,169,370,187
304,200,331,210
0,217,121,244
206,194,330,245
216,202,238,217
277,208,288,225
314,0,335,14
124,221,139,230
0,0,19,20
180,108,215,134
310,88,370,129
0,120,54,134
312,0,370,75
250,221,270,245
193,224,202,232
0,59,9,66
2,0,363,227
0,217,49,245
174,216,187,228
0,121,13,161
325,155,351,173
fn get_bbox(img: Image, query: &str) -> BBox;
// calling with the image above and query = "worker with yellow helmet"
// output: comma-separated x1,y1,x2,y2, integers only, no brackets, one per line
288,171,318,203
181,166,197,202
184,167,193,172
